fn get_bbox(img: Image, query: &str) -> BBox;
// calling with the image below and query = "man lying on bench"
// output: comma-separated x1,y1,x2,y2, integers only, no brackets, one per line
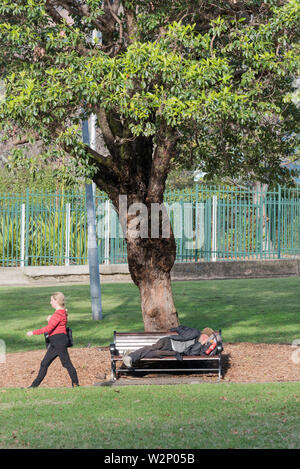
122,326,221,368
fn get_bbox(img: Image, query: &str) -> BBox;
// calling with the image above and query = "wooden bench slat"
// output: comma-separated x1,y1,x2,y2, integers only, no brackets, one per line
115,332,175,336
113,355,220,361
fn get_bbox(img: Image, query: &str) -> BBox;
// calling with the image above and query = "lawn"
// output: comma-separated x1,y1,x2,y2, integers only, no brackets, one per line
0,277,300,353
0,383,300,449
0,277,300,449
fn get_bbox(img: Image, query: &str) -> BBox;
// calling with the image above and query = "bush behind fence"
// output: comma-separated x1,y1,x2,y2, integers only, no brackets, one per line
1,185,300,267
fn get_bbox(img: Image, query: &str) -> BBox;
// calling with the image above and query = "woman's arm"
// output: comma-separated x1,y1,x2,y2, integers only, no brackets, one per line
27,312,60,336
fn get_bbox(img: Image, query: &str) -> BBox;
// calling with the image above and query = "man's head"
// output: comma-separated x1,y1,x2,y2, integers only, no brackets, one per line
199,328,214,345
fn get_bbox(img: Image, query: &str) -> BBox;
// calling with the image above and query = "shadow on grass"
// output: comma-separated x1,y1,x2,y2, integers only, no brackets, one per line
1,277,300,353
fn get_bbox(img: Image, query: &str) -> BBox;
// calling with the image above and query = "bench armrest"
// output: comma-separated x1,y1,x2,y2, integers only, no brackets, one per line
216,344,223,354
109,343,116,357
216,329,223,355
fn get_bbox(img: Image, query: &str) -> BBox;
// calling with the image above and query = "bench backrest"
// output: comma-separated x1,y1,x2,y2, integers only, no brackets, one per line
114,331,175,355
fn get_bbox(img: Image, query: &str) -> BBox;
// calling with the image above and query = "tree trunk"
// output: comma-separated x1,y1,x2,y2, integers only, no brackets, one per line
124,216,179,331
93,118,179,331
139,270,178,331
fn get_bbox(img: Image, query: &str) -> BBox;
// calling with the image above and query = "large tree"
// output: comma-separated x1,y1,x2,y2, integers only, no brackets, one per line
0,1,299,330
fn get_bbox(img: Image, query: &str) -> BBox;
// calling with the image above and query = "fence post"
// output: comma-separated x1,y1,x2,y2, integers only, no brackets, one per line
212,195,217,262
259,190,264,259
20,203,26,267
278,185,281,259
24,189,29,266
65,203,71,266
104,199,110,264
195,184,199,262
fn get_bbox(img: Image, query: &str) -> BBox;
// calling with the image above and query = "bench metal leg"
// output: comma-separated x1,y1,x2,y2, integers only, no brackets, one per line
111,360,117,381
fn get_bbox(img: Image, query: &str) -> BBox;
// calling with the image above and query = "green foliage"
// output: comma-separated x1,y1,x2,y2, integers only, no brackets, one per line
166,169,196,190
0,1,299,184
0,164,59,193
0,152,84,193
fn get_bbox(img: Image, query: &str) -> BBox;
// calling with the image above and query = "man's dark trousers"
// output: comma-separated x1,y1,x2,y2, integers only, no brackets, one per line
129,336,177,362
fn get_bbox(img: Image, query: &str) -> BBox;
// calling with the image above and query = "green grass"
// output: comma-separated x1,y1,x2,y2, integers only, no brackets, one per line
1,277,300,353
0,383,299,449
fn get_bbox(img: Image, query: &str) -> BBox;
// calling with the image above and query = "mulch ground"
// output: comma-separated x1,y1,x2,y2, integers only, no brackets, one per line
0,343,299,388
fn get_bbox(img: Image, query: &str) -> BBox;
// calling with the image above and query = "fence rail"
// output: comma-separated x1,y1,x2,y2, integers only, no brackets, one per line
1,185,300,266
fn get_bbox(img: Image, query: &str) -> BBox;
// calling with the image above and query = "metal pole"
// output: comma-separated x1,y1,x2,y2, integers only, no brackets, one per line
85,183,102,320
83,27,102,320
82,117,102,320
89,113,97,151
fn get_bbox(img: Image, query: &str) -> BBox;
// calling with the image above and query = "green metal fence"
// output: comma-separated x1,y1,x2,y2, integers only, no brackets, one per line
0,185,300,266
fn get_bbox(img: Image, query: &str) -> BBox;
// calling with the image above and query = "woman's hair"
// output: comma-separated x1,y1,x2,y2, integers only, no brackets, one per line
51,292,65,308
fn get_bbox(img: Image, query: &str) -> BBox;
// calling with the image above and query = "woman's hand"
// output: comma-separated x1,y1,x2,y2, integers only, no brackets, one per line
26,331,33,337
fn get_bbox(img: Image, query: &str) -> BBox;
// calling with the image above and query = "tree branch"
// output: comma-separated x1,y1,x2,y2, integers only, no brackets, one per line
104,0,123,54
83,143,112,166
124,6,138,44
45,0,113,33
96,108,123,161
146,125,179,203
44,1,66,24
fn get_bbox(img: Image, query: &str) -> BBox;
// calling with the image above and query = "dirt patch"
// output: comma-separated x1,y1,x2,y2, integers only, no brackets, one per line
0,343,299,387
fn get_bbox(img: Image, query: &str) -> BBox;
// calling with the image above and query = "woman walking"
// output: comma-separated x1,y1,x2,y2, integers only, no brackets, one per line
27,292,79,388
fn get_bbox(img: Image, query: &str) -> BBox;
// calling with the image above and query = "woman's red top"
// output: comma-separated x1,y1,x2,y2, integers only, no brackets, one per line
33,309,67,337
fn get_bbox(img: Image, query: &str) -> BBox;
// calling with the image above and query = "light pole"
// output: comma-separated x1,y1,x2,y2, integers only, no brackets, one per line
83,118,102,320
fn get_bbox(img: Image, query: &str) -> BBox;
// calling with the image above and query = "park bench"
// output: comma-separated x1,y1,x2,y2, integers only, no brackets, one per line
109,330,223,382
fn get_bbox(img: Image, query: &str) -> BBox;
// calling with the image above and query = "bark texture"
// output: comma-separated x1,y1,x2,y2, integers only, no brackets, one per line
126,231,179,331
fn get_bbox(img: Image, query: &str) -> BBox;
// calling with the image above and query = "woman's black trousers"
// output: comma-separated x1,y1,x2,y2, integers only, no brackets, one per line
30,333,79,387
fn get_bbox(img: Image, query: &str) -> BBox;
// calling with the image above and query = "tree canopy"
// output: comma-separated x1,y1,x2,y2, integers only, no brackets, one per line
0,1,299,192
